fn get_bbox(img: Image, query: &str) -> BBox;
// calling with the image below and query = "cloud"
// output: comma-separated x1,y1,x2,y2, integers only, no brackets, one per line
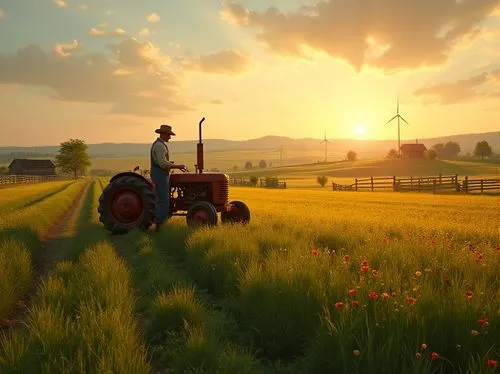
89,26,127,38
0,8,4,19
413,69,500,104
78,4,88,11
180,49,253,75
0,38,193,117
52,0,67,8
147,12,160,23
209,99,223,105
139,28,150,37
52,39,82,58
220,1,500,73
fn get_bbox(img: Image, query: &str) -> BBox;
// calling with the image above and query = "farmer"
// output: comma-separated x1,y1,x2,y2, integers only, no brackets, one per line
150,124,187,231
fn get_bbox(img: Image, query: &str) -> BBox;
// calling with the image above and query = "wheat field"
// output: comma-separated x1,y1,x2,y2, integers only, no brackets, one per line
0,178,498,373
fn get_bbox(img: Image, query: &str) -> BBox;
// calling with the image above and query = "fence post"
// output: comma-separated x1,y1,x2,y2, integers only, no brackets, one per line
371,176,374,192
464,176,468,193
432,180,436,194
355,178,358,192
393,176,396,192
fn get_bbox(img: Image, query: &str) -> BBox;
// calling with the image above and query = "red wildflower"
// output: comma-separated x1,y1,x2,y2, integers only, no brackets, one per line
360,265,369,273
372,270,379,277
381,292,390,299
444,279,451,286
407,297,417,304
348,289,357,296
368,291,378,300
431,352,439,360
351,301,360,307
478,316,489,326
487,360,497,368
311,249,319,255
465,290,473,299
361,260,369,266
335,302,344,309
391,292,397,298
343,255,350,262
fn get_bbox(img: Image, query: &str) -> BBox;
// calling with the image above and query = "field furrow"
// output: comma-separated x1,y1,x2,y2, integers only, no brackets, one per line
0,180,75,213
0,177,151,373
0,180,88,325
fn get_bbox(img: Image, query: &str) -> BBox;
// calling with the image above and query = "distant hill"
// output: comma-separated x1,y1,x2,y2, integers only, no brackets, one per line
0,131,498,162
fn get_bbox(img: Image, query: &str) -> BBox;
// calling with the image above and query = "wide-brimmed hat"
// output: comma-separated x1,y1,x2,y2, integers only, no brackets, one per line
155,124,176,135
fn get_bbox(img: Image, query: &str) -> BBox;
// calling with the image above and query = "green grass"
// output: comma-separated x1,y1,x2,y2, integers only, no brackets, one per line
0,177,498,373
0,178,150,373
0,180,87,322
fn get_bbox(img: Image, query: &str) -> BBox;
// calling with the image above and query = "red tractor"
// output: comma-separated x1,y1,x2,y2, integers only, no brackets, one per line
98,117,250,234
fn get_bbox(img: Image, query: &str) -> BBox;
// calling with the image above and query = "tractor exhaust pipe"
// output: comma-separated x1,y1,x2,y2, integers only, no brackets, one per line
196,117,205,174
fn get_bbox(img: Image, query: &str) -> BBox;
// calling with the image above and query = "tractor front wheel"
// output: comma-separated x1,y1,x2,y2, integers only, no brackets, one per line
186,201,218,228
98,176,155,235
221,200,250,224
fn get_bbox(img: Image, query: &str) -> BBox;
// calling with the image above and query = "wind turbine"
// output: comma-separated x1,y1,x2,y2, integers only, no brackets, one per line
385,96,409,157
277,145,285,166
320,132,330,163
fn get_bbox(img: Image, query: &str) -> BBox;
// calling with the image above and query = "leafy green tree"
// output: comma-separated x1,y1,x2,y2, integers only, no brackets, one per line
444,141,461,157
386,149,399,160
473,141,493,160
317,176,328,187
244,161,253,170
347,150,357,161
426,149,438,160
431,143,445,158
259,160,267,169
55,138,91,179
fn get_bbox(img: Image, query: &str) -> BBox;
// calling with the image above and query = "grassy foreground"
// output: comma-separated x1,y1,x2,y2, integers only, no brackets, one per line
0,181,498,373
146,187,499,373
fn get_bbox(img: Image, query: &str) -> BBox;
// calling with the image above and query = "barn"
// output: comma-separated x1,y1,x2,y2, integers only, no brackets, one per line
8,159,56,175
400,144,427,159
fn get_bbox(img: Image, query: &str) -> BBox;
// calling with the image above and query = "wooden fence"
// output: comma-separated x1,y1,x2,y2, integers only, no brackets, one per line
0,174,66,185
332,174,500,194
229,177,287,189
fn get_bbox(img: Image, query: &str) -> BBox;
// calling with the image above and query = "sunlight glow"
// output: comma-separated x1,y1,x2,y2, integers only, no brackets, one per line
355,124,366,135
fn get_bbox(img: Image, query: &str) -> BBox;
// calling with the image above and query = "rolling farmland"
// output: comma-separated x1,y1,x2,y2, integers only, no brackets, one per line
0,179,498,373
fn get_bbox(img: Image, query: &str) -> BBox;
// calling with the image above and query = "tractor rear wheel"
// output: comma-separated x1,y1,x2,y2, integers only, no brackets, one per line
98,175,155,235
221,200,250,224
186,201,218,228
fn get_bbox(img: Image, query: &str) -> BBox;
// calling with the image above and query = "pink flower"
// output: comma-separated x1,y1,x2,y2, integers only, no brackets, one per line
348,289,357,296
431,352,439,360
335,302,344,309
487,360,497,368
368,291,378,300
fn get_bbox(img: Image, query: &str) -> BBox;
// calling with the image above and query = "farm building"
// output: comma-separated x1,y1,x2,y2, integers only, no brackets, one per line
8,159,56,175
400,143,427,159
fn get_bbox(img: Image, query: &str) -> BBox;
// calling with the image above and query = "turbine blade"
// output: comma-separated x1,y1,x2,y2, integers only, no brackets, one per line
400,115,409,125
385,115,398,124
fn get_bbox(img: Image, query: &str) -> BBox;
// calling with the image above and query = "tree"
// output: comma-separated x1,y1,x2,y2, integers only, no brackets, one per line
244,161,253,170
386,149,399,160
426,149,438,160
444,141,460,157
55,138,91,179
473,141,493,160
431,143,445,158
347,150,357,161
249,176,258,187
259,160,267,169
317,176,328,187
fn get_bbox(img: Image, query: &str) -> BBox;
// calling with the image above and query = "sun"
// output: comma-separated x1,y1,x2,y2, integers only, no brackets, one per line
355,124,365,135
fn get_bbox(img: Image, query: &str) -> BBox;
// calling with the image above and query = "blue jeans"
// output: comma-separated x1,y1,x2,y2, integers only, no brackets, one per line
150,165,170,224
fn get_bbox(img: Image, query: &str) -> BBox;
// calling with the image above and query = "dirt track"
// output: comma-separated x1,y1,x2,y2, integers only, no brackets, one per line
0,180,91,331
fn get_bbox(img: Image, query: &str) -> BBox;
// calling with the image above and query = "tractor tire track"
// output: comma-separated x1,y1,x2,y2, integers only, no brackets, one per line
0,180,91,332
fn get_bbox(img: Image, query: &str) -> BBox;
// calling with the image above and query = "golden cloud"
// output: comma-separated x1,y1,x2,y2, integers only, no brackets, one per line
179,49,253,75
147,12,160,23
52,0,67,8
413,69,500,105
52,39,82,58
221,0,500,73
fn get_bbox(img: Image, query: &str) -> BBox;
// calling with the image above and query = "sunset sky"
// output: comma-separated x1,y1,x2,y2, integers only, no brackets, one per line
0,0,499,146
